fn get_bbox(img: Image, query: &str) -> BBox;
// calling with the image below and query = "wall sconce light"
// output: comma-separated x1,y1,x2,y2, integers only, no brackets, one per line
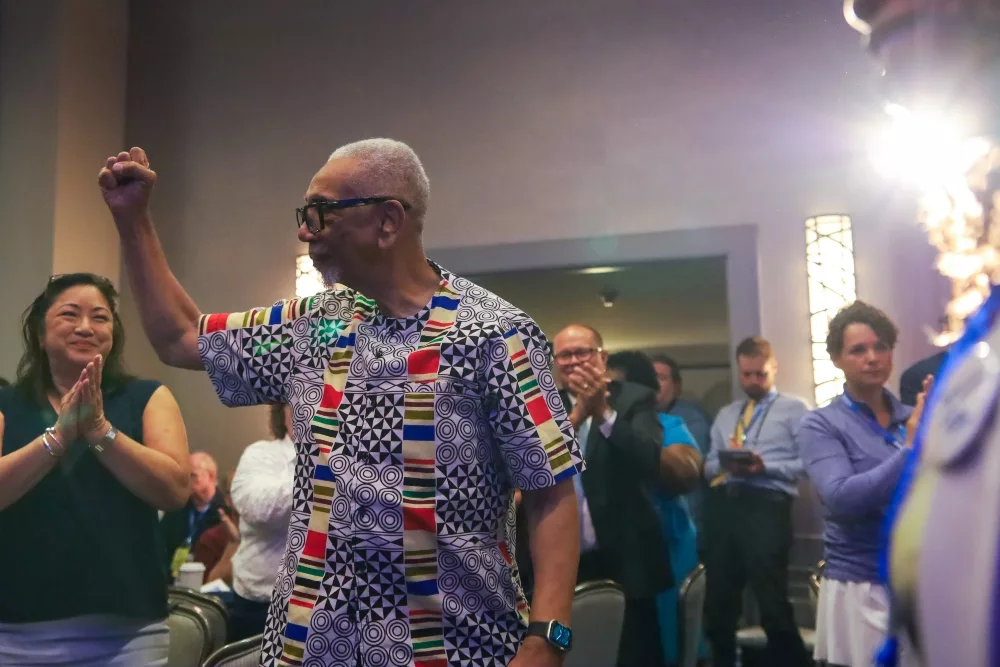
806,214,857,406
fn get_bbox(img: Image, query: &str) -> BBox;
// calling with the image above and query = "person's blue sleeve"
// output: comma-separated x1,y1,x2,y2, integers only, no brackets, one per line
661,417,697,449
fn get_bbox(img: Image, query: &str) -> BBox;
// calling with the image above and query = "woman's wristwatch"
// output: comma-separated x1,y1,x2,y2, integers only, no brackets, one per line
90,423,119,453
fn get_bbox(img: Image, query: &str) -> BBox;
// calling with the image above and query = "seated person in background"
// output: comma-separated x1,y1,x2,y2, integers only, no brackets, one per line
160,450,225,577
0,377,9,388
798,302,927,667
192,470,237,576
224,402,296,642
0,273,190,666
607,350,703,667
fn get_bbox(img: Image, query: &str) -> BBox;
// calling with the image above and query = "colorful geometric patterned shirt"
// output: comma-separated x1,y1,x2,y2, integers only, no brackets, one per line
198,265,584,667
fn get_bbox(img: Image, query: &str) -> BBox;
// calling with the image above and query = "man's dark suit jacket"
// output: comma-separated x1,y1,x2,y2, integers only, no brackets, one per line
516,380,672,600
159,491,225,572
899,350,947,406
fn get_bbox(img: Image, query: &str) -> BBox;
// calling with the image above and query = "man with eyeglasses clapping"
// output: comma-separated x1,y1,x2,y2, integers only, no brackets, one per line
547,323,670,667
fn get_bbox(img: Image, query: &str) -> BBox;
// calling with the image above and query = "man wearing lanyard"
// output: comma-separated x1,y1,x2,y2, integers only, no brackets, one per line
160,451,225,575
703,337,811,667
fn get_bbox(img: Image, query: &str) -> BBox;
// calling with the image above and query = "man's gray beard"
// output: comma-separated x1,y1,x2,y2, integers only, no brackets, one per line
321,266,342,288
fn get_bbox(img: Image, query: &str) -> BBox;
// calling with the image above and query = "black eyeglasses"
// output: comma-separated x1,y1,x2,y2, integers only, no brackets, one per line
295,197,412,234
554,347,603,363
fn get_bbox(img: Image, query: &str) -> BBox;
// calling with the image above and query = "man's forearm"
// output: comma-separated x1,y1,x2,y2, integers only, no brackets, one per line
118,215,204,370
522,479,579,626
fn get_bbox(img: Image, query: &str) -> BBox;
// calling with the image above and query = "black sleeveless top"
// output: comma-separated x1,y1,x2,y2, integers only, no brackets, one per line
0,380,168,623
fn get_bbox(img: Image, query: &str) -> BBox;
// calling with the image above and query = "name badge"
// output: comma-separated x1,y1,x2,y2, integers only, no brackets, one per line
926,341,1000,467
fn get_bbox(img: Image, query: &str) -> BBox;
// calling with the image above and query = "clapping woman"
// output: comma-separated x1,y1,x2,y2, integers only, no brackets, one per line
0,273,191,666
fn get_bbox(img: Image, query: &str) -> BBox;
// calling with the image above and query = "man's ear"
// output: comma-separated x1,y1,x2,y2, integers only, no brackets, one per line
375,201,406,250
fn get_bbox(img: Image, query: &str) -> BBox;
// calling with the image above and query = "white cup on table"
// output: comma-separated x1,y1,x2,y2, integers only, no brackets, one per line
176,561,206,589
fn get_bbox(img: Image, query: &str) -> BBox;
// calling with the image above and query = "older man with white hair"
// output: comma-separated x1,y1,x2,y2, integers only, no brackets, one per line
97,140,583,667
160,450,223,574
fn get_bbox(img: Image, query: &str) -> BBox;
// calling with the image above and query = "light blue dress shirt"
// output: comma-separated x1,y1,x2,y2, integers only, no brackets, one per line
703,391,810,497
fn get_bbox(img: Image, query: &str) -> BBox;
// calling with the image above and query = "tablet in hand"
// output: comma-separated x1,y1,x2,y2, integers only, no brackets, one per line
719,449,755,467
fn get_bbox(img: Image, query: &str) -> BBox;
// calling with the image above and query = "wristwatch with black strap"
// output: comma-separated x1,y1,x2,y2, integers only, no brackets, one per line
526,619,573,653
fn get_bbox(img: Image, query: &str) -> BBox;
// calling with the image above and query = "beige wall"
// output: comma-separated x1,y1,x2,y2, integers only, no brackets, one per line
51,0,127,282
0,1,60,380
117,0,950,471
0,0,127,381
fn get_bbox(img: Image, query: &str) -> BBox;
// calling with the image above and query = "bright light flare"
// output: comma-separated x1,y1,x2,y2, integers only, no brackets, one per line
873,103,1000,345
870,104,988,188
872,104,1000,345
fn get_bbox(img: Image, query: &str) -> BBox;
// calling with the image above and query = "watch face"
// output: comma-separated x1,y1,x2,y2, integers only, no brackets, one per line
549,622,572,650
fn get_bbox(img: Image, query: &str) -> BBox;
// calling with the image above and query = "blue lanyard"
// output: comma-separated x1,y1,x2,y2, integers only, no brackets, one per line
187,506,208,545
876,283,1000,667
735,391,778,445
841,392,907,448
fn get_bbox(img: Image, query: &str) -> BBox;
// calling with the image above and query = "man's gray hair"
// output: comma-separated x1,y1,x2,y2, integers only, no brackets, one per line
329,138,430,218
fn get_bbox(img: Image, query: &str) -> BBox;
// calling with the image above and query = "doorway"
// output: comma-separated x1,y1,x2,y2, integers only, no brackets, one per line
469,256,732,416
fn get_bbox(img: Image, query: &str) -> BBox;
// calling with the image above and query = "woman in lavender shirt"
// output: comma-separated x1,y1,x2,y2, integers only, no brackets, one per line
798,302,928,667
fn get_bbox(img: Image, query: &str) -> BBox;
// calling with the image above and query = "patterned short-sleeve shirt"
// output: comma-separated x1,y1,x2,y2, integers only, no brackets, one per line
199,265,583,667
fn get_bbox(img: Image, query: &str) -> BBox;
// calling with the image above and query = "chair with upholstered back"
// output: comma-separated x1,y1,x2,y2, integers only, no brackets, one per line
203,633,264,667
168,587,229,657
677,564,707,667
167,603,212,667
564,579,626,667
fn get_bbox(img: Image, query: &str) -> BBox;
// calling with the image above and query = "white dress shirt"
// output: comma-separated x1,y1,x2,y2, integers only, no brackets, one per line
230,436,297,602
569,395,617,553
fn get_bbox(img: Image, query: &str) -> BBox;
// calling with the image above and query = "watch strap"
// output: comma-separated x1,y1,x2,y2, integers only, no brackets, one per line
526,620,572,652
527,621,550,637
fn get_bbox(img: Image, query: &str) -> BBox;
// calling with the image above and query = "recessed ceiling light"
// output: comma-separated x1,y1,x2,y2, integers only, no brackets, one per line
577,266,621,275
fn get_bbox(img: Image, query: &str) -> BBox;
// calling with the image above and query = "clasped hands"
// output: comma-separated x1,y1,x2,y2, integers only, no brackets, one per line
52,355,110,450
565,361,611,428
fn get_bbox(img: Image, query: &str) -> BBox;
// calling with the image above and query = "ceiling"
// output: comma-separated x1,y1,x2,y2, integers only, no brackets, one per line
469,256,730,351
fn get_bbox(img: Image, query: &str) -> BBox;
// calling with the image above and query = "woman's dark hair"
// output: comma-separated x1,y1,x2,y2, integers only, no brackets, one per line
269,402,289,440
16,273,133,402
606,350,660,393
826,300,899,357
